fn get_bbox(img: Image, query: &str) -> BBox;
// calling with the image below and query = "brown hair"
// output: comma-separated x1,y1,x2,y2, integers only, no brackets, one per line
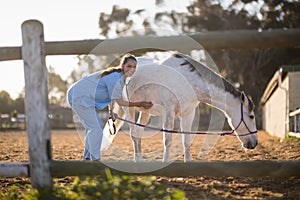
100,54,137,78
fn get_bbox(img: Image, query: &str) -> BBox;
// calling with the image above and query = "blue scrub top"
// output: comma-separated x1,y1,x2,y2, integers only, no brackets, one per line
67,71,124,110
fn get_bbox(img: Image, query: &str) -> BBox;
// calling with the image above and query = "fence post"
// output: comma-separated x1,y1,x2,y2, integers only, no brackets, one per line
21,20,52,188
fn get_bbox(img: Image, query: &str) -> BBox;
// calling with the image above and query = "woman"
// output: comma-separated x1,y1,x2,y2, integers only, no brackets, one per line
67,54,153,160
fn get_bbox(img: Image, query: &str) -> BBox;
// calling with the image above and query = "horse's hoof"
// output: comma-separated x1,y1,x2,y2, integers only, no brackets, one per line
134,157,144,162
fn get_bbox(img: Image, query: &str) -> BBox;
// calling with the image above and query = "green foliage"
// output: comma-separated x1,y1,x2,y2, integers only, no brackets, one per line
48,66,68,105
0,169,185,200
0,66,67,117
0,90,14,114
285,135,300,142
0,185,20,200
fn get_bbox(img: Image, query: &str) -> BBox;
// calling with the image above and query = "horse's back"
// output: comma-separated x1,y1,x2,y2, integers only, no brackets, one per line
126,63,199,116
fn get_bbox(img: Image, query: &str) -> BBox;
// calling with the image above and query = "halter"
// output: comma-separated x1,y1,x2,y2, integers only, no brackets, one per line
108,102,257,137
233,102,258,136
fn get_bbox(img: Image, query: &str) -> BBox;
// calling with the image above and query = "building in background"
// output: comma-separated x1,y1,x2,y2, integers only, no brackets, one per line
261,65,300,138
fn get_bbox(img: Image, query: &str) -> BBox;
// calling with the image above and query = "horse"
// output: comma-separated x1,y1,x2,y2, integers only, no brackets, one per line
101,53,258,162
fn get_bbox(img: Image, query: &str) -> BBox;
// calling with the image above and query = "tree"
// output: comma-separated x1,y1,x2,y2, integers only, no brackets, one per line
97,1,300,76
0,90,13,114
96,0,300,128
14,95,25,114
48,66,68,105
186,0,300,126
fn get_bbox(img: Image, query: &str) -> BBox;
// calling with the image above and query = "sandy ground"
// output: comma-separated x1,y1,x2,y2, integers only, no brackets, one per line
0,129,299,199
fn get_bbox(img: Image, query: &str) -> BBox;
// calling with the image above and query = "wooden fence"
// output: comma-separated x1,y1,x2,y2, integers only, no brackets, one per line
1,26,300,61
289,108,300,138
1,160,300,178
1,19,300,189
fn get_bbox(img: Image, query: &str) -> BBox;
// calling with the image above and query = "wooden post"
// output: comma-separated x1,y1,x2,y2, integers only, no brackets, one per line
21,20,52,188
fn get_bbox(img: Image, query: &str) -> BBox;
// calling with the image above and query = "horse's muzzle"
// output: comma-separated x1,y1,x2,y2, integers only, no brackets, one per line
243,140,258,149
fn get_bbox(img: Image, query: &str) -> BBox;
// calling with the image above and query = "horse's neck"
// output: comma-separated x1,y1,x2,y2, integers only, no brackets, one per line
200,85,239,117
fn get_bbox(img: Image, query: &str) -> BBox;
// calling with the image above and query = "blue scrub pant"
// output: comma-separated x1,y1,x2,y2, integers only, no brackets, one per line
71,98,103,160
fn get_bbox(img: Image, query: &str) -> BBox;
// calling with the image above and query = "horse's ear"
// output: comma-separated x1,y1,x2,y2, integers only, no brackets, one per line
240,91,246,103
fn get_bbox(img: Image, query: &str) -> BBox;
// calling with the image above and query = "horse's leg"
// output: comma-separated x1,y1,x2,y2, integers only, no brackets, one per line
181,109,195,162
126,107,140,162
128,109,149,162
162,111,175,162
133,111,150,161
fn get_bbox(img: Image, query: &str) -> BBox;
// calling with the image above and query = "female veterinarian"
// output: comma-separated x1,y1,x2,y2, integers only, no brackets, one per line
67,54,153,160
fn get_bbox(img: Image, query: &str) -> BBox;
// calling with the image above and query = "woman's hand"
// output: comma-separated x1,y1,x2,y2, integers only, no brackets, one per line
138,101,153,109
115,98,153,109
109,103,115,121
109,110,116,121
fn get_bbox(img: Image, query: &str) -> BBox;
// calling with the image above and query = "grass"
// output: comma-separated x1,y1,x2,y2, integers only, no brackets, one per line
0,168,186,200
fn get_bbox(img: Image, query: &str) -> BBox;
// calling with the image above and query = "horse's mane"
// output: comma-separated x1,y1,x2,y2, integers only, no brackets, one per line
172,53,254,112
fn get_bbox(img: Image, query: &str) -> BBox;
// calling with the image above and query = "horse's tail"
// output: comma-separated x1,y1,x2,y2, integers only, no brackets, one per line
101,104,125,151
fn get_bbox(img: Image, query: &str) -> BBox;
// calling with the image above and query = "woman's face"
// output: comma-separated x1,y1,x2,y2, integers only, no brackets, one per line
123,59,137,78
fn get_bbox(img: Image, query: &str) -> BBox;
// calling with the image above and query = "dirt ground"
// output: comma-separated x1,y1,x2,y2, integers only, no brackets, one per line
0,129,300,199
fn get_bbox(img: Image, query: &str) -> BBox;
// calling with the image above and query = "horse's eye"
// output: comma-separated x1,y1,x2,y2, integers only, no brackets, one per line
249,115,254,119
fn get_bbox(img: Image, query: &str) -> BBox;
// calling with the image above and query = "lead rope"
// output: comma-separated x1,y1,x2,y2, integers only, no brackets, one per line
109,102,257,136
109,79,257,136
113,114,235,136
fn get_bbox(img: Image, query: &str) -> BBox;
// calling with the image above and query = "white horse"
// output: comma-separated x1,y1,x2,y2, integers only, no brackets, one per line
101,53,258,162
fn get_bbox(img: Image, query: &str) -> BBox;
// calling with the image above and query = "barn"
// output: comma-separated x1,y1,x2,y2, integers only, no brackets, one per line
261,65,300,138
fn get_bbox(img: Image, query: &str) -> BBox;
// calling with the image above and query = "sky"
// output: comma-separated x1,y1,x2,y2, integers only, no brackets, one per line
0,0,191,99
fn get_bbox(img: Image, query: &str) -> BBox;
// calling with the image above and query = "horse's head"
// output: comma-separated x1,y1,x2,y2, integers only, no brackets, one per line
227,92,258,149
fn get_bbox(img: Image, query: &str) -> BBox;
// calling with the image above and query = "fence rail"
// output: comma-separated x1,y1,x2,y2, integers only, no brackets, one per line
1,28,300,61
1,160,300,178
289,108,300,138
